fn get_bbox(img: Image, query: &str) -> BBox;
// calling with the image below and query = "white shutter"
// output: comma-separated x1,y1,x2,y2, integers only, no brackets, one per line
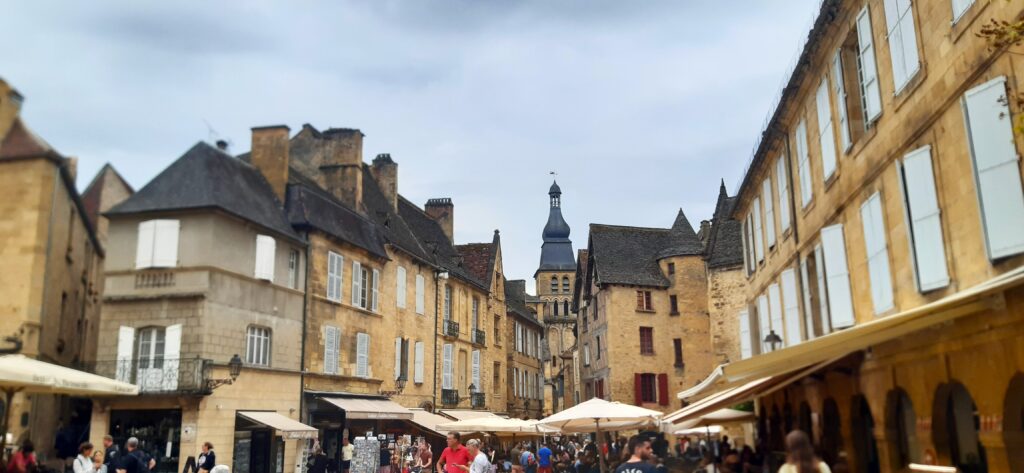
964,77,1024,260
777,157,791,232
857,7,883,122
152,220,180,268
135,221,156,269
442,344,454,389
415,275,425,314
471,350,481,389
800,256,816,340
414,341,424,383
952,0,975,22
324,326,339,374
861,193,895,314
356,332,369,378
752,197,764,262
738,310,752,360
781,269,802,346
822,224,856,328
816,79,838,180
327,252,343,302
768,284,784,345
397,266,407,309
254,235,276,281
395,337,403,380
163,324,182,390
763,179,776,247
814,244,833,335
372,268,380,312
352,261,362,306
757,295,771,353
833,50,852,152
883,0,920,92
899,147,950,291
116,326,135,382
744,214,755,273
796,120,813,207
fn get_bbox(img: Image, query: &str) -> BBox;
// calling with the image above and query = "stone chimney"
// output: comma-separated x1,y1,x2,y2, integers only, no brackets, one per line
319,128,364,211
371,153,398,212
425,198,454,242
698,219,712,245
64,156,77,182
0,78,24,139
250,125,291,202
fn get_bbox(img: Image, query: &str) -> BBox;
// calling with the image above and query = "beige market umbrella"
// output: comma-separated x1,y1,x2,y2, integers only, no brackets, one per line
537,398,663,473
673,408,754,430
436,417,557,439
0,355,139,454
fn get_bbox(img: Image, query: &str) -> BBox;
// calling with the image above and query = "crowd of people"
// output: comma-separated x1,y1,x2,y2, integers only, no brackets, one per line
2,437,216,473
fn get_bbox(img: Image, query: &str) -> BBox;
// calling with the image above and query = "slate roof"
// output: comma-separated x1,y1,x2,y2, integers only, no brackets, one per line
656,209,705,259
82,163,134,229
109,142,302,241
505,279,542,328
398,197,489,289
588,224,675,288
284,172,388,258
705,182,744,269
455,241,496,288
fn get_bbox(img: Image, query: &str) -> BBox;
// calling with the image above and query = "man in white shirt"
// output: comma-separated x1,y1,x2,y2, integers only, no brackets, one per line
459,440,490,473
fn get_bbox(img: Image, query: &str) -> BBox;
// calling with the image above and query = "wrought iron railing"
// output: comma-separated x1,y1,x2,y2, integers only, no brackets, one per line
473,329,486,346
471,392,486,409
88,358,211,394
442,389,460,406
443,320,460,338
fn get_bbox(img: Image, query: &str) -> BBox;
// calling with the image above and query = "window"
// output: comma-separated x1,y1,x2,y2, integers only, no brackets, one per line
327,252,343,302
135,219,179,269
414,341,424,383
513,368,519,397
551,276,558,293
673,339,683,367
757,295,771,353
752,197,764,262
287,250,299,289
562,276,570,292
768,284,784,346
856,7,883,123
394,337,405,380
822,224,855,328
472,297,479,328
596,336,602,360
963,77,1024,260
816,79,838,180
396,266,407,308
637,373,657,404
796,120,813,208
355,332,369,378
415,274,425,314
595,378,605,399
814,245,834,334
744,214,756,274
246,326,271,366
763,178,776,248
494,315,501,344
493,362,501,392
636,291,653,311
254,235,276,281
563,301,570,316
639,327,654,355
442,343,453,389
443,285,452,320
553,301,559,317
667,262,675,275
952,0,975,22
324,326,340,374
780,269,802,346
137,327,166,369
583,344,591,366
669,295,679,315
350,263,378,311
887,390,921,467
738,310,752,359
471,350,481,390
832,51,852,152
776,158,791,233
897,147,949,291
861,192,895,314
883,0,920,93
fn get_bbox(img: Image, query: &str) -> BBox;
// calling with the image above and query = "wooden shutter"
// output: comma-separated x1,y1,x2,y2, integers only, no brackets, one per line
116,326,135,382
768,284,784,344
135,221,156,269
442,344,454,389
152,220,180,268
414,341,424,383
356,333,369,378
634,373,643,405
861,193,895,314
415,274,425,314
883,0,920,92
833,50,851,151
781,269,802,345
757,295,771,353
738,310,752,359
752,197,764,262
899,147,949,291
352,261,362,306
763,178,776,247
814,244,833,335
254,235,276,281
800,256,817,340
372,268,380,312
327,252,344,302
777,157,791,232
657,374,669,406
394,337,403,380
472,350,481,389
964,77,1024,259
744,214,756,273
324,326,338,374
796,120,813,207
822,224,856,328
397,266,407,308
163,324,182,390
857,6,883,122
952,0,974,21
816,79,837,180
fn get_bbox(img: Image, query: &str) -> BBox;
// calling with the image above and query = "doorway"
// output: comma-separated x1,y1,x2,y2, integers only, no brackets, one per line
109,409,182,473
1003,373,1024,473
934,382,987,473
458,350,468,395
850,396,880,473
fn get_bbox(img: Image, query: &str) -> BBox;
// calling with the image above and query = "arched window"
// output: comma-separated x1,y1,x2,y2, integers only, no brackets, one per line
886,389,921,469
783,403,794,434
1003,373,1024,473
820,398,844,466
551,276,558,293
562,276,570,292
935,382,988,472
563,301,570,316
798,402,814,443
769,405,783,451
850,395,881,473
553,302,559,317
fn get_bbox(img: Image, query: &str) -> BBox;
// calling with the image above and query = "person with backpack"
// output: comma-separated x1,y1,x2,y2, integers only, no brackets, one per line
519,446,536,473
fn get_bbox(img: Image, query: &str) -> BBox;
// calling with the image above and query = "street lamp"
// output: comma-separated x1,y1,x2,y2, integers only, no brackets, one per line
764,331,783,352
207,354,243,391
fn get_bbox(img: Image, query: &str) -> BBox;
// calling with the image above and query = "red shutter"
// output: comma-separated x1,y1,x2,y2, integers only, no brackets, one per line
658,374,669,406
634,373,643,405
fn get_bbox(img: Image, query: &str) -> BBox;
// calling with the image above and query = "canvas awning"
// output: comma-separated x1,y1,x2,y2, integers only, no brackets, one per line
408,408,451,436
320,396,413,420
438,410,502,421
0,355,138,396
238,411,318,440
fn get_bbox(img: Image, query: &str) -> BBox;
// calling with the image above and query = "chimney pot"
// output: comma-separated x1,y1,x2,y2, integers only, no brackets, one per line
424,198,455,242
216,140,229,151
371,153,399,212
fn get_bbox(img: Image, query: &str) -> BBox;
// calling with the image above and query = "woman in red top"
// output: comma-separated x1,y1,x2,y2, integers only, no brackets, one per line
8,440,37,473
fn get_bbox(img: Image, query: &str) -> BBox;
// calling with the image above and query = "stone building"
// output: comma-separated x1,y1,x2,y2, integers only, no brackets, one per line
504,280,545,419
0,78,106,463
81,163,134,245
533,181,578,414
672,1,1024,472
572,196,742,415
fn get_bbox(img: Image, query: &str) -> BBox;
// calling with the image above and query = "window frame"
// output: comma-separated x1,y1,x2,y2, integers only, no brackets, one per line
245,326,272,367
639,327,654,356
326,251,343,302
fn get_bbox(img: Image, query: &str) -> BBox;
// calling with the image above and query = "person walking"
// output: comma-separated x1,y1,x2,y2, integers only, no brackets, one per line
613,437,655,473
519,445,536,473
415,440,433,473
74,442,97,473
341,438,355,473
536,444,552,473
778,431,830,473
7,440,37,473
459,439,490,473
309,448,329,473
115,438,147,473
436,433,471,473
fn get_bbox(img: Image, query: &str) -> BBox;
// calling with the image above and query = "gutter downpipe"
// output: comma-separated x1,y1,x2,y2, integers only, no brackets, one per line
300,230,311,423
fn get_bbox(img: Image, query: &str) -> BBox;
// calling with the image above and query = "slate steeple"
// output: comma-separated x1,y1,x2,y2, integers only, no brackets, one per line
538,180,575,273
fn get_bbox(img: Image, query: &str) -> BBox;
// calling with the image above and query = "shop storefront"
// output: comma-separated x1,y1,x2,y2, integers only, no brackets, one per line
232,411,317,473
109,409,182,473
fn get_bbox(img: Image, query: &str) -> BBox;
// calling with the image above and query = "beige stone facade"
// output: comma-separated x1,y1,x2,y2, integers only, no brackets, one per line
534,269,578,415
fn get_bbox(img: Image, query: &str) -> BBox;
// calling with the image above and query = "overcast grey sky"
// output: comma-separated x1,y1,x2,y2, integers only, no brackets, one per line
3,0,820,292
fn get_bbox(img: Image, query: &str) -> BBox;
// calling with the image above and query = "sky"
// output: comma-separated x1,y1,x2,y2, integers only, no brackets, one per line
2,0,822,293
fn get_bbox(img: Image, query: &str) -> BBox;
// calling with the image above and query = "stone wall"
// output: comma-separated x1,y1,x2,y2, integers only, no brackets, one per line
707,265,744,366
